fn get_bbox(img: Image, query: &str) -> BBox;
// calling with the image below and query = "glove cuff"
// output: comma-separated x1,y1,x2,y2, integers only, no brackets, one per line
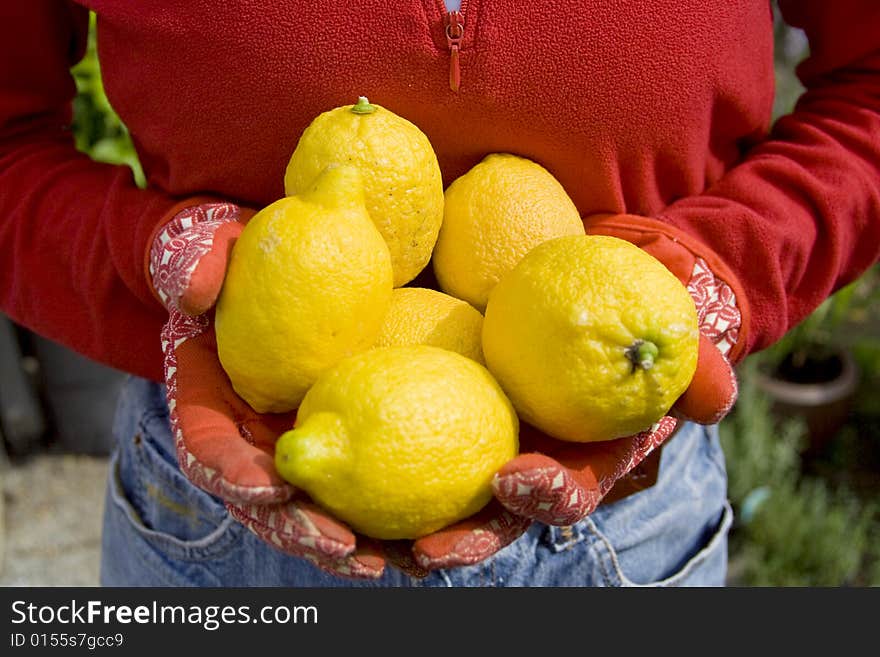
583,213,751,365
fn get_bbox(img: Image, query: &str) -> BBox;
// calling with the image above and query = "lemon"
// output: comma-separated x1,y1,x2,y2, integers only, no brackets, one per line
274,345,519,540
482,234,699,443
215,165,393,413
284,97,444,287
433,153,585,311
375,287,485,364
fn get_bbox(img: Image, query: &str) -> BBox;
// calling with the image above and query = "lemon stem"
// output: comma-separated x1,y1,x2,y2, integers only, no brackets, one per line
626,339,659,372
351,96,377,114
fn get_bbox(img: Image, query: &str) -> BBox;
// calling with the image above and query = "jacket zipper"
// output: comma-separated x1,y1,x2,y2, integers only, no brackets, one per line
444,9,465,91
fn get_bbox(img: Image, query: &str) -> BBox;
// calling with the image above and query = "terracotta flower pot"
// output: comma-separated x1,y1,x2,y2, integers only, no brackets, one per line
755,348,860,456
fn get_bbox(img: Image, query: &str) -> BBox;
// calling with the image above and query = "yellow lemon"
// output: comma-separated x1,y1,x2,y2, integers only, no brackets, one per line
375,287,485,364
215,165,393,413
433,153,585,311
274,345,519,540
482,234,699,443
284,97,444,287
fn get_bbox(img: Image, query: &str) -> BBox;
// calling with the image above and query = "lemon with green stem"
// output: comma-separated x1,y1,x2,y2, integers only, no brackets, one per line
482,234,700,443
284,96,444,287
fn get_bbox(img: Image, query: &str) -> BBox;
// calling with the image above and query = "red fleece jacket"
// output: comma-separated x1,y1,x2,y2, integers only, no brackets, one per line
1,1,879,382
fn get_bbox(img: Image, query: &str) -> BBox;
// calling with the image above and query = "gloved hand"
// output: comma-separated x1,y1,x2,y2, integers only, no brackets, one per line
486,213,748,526
148,202,531,578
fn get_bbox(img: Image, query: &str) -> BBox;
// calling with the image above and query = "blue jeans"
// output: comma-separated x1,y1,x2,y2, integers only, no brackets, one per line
100,377,733,587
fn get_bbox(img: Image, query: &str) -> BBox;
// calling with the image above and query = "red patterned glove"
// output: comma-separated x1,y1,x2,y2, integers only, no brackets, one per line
149,202,532,578
149,203,246,317
490,213,749,526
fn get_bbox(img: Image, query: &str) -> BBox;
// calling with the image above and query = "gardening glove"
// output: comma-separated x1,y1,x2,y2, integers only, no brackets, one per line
149,202,530,578
149,202,385,577
489,213,748,526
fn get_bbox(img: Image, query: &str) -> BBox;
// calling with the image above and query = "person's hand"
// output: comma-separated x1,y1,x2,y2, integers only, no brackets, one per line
148,202,532,578
487,212,747,526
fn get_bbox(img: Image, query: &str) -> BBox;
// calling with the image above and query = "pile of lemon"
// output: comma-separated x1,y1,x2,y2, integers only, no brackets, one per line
214,97,699,540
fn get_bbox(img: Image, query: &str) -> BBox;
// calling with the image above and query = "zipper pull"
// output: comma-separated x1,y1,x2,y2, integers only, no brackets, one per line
445,10,464,92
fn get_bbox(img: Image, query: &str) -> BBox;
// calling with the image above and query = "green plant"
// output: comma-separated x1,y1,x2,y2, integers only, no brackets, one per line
771,3,807,121
720,359,880,586
737,477,877,586
70,12,145,188
721,359,805,507
721,360,880,586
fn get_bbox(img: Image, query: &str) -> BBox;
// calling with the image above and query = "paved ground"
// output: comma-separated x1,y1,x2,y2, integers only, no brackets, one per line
0,452,109,587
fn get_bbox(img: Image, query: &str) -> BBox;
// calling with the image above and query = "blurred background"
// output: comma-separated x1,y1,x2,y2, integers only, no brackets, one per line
1,5,878,586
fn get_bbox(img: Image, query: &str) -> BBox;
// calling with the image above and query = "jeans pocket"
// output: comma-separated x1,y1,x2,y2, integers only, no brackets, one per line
588,500,733,587
107,452,240,563
585,424,733,587
538,422,733,587
109,384,242,563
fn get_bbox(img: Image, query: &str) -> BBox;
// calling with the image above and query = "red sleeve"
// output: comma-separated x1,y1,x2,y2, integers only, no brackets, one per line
0,2,204,381
657,0,880,358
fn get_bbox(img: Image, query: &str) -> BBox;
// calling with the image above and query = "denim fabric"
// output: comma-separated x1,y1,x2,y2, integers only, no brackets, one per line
101,376,733,587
